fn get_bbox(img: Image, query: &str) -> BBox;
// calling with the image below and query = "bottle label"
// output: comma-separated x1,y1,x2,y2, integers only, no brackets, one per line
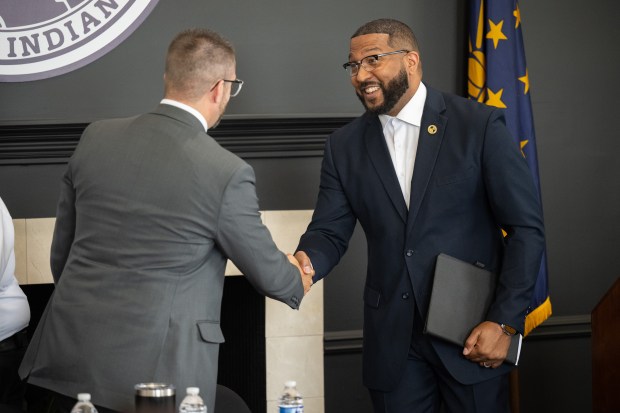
279,407,303,413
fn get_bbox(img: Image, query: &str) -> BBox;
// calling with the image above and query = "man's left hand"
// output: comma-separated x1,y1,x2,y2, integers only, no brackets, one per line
462,321,512,368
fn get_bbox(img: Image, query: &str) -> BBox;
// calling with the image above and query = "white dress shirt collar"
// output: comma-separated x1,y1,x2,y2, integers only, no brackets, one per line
160,99,209,132
378,82,427,128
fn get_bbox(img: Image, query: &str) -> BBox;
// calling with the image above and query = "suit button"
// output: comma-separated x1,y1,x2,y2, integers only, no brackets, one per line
402,292,410,299
406,250,414,257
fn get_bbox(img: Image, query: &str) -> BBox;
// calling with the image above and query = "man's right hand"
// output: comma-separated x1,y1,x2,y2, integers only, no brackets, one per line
287,253,314,295
294,251,314,276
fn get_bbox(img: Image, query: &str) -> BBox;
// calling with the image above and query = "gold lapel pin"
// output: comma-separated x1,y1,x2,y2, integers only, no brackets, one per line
427,125,438,135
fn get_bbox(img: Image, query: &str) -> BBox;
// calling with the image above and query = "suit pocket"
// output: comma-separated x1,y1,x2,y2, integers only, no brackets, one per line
197,321,225,344
364,285,381,308
436,166,476,186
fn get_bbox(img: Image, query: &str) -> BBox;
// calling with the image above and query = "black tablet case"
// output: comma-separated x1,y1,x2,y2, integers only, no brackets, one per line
424,253,519,364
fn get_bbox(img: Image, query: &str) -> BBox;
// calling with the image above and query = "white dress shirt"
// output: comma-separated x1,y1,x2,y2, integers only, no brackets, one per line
160,99,209,132
379,83,427,209
0,197,30,341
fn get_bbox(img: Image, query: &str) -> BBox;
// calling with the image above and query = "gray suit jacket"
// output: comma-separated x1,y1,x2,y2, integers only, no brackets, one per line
19,104,304,413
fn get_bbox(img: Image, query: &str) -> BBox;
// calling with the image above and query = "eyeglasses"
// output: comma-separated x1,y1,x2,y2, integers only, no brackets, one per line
343,50,409,76
222,79,244,97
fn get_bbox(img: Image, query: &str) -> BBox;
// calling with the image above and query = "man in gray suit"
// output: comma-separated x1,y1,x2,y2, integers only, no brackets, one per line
19,28,313,413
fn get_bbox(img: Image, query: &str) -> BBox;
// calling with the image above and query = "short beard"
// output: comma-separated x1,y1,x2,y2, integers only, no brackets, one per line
211,115,222,129
356,67,409,115
211,100,228,129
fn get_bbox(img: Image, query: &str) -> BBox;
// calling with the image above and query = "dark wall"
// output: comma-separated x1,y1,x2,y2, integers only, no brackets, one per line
2,1,619,412
525,1,620,317
0,0,462,123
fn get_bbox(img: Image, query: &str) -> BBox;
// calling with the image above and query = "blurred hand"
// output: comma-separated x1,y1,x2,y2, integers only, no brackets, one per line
462,321,512,369
287,253,313,295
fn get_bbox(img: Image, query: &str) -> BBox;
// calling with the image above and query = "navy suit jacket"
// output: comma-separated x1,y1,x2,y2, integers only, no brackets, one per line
298,85,545,390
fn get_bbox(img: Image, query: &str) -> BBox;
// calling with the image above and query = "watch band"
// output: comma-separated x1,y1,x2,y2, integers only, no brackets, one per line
500,323,517,336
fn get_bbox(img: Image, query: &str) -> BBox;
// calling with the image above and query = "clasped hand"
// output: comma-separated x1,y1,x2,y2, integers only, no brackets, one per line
287,251,314,295
462,321,512,369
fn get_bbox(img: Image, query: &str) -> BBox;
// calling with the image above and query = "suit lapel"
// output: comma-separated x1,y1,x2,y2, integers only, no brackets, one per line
364,114,408,223
407,87,447,232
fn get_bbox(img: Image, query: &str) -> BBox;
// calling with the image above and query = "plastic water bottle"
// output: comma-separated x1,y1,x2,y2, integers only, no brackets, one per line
179,387,207,413
70,393,98,413
277,381,303,413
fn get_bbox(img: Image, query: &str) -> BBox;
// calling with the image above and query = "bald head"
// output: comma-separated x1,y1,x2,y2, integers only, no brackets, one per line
164,28,235,102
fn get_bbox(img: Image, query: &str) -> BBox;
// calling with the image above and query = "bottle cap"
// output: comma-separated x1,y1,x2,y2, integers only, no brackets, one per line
186,387,200,395
284,380,297,388
77,393,91,401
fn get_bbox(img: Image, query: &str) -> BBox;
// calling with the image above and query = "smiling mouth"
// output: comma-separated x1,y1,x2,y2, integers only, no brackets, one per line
363,85,381,95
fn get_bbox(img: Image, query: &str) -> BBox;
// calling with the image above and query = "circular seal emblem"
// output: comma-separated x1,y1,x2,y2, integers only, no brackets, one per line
0,0,160,82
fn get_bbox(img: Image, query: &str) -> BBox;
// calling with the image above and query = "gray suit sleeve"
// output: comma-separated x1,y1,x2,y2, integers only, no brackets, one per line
215,164,304,309
50,164,77,283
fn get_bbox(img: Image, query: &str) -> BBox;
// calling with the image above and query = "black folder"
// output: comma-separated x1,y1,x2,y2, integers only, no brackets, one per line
424,253,519,365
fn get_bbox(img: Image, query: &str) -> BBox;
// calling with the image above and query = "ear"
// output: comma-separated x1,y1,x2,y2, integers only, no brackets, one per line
405,51,420,75
210,79,225,105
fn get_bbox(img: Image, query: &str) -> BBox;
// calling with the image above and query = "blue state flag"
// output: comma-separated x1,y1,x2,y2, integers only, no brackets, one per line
468,0,551,335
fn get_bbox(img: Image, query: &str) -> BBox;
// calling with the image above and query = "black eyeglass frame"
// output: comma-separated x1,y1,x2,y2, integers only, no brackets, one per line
211,78,244,97
343,50,410,76
222,79,244,97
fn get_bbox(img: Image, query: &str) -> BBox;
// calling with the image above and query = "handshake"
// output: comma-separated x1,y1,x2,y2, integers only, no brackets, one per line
287,251,315,295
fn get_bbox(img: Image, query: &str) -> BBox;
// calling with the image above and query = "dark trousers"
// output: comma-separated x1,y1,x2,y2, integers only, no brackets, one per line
25,385,123,413
0,329,29,413
369,312,510,413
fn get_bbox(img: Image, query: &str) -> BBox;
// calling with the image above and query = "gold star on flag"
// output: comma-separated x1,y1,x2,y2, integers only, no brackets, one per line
486,19,508,49
520,139,529,157
519,69,530,94
514,5,522,29
486,88,507,108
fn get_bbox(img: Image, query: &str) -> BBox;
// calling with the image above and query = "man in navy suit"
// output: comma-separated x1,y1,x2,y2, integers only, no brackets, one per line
295,18,545,412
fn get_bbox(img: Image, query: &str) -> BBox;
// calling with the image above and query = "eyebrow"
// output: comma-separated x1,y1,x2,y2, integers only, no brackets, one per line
348,47,383,60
